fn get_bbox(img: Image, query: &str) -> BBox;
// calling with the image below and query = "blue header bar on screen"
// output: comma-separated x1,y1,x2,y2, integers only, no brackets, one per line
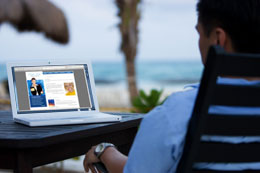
43,71,73,75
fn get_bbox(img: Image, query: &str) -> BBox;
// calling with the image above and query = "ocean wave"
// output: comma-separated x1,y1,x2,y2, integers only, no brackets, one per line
158,79,200,84
95,79,123,84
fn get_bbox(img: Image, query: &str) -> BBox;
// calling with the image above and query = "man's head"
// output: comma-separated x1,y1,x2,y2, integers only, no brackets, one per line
31,78,36,85
196,0,260,64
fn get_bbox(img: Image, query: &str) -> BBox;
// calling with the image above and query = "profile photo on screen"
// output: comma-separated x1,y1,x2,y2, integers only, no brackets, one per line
64,82,76,96
29,78,44,96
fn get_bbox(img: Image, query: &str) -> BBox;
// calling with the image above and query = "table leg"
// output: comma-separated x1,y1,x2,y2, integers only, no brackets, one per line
14,151,33,173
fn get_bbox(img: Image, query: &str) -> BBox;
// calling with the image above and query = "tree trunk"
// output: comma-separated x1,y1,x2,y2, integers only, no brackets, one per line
115,0,141,102
126,57,138,102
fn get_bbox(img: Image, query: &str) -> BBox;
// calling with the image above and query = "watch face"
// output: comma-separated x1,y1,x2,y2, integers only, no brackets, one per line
95,143,104,153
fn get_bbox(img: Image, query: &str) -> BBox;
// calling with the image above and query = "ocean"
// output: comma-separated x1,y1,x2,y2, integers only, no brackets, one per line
0,61,203,89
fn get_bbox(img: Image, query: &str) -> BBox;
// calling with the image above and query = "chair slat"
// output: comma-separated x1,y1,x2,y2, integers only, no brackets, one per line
203,114,260,136
217,54,260,77
195,142,260,163
211,84,260,107
193,169,260,172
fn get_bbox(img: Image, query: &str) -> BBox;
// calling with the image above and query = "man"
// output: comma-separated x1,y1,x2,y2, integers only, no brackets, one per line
84,0,260,172
30,78,43,96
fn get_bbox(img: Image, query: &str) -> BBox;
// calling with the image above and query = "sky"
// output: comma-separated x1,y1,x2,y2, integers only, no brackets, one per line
0,0,201,63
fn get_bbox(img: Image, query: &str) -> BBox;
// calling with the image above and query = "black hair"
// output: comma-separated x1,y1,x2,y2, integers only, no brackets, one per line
31,78,36,81
197,0,260,53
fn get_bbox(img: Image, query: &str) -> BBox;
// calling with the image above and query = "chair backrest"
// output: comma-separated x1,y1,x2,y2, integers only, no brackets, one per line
177,45,260,172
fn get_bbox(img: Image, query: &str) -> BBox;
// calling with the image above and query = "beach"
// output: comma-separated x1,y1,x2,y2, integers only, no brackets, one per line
96,83,188,110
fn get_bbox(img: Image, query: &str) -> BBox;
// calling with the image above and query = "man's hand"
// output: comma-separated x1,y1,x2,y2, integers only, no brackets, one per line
83,145,100,173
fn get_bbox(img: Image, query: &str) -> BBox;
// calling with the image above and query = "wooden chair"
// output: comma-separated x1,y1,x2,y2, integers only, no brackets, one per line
177,45,260,172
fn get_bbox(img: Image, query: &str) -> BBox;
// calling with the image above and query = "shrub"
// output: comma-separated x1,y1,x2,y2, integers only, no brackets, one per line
132,89,167,113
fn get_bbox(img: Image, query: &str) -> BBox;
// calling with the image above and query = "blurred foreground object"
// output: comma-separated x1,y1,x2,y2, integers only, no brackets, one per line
0,0,69,44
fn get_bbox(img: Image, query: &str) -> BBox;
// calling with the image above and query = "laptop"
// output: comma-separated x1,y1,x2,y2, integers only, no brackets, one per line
6,59,122,126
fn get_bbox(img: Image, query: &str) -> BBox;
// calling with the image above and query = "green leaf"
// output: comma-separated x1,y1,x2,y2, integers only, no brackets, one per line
139,90,148,101
132,97,146,108
131,89,167,113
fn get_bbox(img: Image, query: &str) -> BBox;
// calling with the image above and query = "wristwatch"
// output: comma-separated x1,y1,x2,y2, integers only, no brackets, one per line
94,143,115,159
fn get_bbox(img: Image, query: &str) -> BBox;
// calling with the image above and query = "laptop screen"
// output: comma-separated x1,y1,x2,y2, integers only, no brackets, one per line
12,64,95,114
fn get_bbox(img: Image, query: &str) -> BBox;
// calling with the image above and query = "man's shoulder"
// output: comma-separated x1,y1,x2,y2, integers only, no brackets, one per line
164,83,199,107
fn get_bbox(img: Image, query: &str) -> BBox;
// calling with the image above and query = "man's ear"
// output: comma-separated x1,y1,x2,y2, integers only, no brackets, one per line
214,27,235,52
214,27,227,47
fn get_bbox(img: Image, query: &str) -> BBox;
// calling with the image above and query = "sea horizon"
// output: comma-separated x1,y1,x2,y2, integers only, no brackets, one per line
0,60,203,90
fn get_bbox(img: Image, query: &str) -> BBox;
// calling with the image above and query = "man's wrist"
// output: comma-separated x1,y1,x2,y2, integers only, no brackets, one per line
99,146,117,163
94,143,116,160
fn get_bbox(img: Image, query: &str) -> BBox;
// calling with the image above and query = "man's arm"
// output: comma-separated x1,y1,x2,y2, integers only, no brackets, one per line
84,145,127,173
37,84,43,94
100,147,128,173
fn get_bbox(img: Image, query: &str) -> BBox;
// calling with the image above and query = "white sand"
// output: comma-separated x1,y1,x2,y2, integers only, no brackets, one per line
0,83,8,99
96,84,186,108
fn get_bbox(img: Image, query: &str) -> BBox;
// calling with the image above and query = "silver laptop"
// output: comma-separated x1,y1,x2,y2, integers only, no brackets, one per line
6,60,122,126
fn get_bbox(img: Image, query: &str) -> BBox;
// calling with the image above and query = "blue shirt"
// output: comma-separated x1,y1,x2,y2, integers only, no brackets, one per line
124,78,260,173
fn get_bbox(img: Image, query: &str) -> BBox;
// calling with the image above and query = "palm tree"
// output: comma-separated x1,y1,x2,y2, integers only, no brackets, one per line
115,0,141,102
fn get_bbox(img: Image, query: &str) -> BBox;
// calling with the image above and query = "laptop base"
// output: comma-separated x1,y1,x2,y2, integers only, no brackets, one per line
14,113,122,127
